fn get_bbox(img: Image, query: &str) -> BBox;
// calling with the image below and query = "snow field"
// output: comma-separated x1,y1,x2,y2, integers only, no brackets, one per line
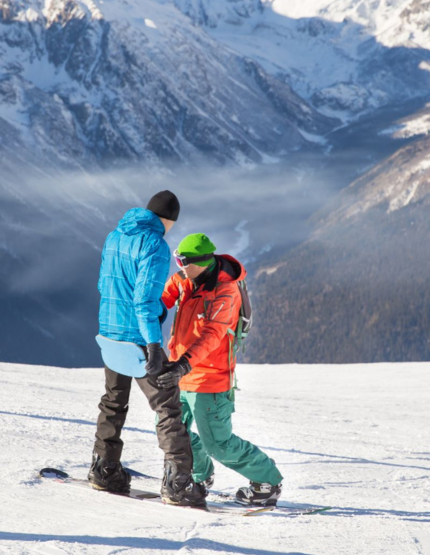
0,361,429,554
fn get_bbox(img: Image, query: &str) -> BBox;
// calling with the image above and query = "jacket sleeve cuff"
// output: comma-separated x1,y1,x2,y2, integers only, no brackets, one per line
182,351,194,368
142,323,163,346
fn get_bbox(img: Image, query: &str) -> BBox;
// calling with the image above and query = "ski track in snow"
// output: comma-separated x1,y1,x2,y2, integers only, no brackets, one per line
0,361,429,554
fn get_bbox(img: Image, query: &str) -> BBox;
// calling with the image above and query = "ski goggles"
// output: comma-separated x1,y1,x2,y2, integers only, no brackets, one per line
174,249,215,269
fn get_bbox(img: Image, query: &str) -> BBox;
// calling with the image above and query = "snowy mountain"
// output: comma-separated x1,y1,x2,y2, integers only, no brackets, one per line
316,107,430,227
0,0,338,168
173,0,263,26
179,0,430,120
1,361,429,554
2,0,429,168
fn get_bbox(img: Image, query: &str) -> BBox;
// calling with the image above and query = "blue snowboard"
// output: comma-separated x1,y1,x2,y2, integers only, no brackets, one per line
96,334,146,378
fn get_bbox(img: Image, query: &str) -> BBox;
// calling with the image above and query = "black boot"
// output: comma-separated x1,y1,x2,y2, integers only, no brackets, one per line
88,452,131,493
236,481,282,506
161,461,207,508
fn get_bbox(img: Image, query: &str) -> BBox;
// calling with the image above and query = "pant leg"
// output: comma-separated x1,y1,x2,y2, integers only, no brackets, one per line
136,374,193,475
94,366,133,461
180,391,215,484
188,391,284,486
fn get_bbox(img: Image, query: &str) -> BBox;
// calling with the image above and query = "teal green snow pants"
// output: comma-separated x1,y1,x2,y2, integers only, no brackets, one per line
180,390,283,486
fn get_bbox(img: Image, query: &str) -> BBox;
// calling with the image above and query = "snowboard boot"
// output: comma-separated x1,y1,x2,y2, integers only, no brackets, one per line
161,461,207,508
88,453,131,493
235,481,282,506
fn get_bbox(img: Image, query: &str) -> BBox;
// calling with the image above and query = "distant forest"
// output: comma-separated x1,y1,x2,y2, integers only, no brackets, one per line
246,200,430,364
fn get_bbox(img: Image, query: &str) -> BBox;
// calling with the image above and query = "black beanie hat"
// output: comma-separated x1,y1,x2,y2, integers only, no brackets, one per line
146,190,180,222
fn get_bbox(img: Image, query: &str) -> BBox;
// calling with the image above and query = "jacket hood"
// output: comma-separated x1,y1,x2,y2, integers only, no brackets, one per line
199,254,246,292
218,254,247,283
117,208,165,236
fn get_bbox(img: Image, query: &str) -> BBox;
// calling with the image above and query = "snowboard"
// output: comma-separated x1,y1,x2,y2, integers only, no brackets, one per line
127,468,333,517
39,468,332,517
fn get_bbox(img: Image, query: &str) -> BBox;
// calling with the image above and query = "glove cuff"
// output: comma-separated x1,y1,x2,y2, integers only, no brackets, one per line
179,355,192,375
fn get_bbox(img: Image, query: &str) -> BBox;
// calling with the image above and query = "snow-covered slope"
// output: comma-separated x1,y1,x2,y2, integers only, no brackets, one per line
0,0,338,168
315,127,430,230
0,361,429,554
178,0,430,120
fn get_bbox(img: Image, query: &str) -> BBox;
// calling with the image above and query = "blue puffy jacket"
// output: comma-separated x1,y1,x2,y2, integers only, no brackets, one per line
98,208,170,346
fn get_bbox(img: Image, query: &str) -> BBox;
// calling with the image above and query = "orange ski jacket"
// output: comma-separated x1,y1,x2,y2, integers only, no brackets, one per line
162,255,246,393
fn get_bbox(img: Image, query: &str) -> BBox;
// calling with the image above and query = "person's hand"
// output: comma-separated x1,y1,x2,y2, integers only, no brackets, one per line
156,357,191,389
145,343,164,375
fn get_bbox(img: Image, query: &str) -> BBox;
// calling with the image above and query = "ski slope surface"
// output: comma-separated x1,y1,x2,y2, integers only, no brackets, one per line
0,361,429,555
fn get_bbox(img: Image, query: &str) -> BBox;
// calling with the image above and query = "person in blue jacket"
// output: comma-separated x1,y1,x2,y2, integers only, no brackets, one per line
89,191,206,508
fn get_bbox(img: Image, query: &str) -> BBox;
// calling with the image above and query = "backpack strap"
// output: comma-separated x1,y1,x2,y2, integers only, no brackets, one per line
227,329,238,402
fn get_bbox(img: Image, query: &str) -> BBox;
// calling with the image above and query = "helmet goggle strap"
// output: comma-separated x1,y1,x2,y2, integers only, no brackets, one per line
174,249,214,269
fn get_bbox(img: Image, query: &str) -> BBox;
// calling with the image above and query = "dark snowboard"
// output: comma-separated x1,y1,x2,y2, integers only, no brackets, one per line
39,468,332,517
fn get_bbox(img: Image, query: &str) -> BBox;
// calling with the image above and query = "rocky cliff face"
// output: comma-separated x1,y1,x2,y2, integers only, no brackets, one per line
2,0,429,168
173,0,263,26
0,0,338,169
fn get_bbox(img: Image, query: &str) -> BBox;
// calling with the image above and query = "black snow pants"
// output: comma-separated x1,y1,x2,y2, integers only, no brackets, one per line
94,355,193,475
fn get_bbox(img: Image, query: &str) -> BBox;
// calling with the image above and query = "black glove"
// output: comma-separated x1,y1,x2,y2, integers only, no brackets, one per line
145,343,164,375
156,356,192,389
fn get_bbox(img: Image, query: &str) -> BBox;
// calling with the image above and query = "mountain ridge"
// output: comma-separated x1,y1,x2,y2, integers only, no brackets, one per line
0,0,338,169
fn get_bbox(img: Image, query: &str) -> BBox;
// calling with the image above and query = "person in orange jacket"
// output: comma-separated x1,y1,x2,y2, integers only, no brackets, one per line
158,233,283,506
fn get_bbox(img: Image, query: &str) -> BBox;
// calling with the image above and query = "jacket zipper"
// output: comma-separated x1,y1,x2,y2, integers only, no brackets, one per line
211,301,225,321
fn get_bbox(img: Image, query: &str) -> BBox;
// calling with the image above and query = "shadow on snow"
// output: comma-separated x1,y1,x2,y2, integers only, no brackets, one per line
260,445,430,472
0,410,155,435
0,532,314,555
